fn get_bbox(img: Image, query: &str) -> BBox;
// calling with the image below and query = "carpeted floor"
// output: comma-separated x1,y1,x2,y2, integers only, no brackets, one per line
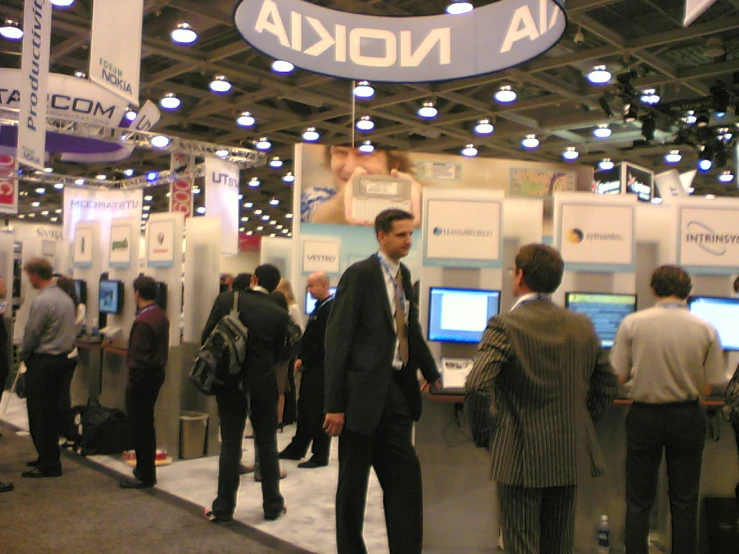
0,421,312,554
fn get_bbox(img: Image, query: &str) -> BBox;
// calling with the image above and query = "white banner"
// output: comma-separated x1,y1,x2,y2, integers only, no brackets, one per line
89,0,143,106
63,186,143,241
0,147,19,214
205,157,240,256
169,153,194,218
425,199,501,262
18,0,52,170
559,204,634,266
678,206,739,267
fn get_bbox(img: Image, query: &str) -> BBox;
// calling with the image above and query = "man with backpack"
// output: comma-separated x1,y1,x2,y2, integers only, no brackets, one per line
202,264,289,524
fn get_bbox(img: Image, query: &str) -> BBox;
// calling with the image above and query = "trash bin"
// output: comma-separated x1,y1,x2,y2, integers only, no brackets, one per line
179,411,208,459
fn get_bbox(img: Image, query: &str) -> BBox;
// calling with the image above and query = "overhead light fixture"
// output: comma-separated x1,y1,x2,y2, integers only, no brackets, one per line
0,20,23,40
255,137,271,150
358,140,374,153
354,81,374,98
146,171,159,182
215,149,230,158
159,93,181,110
43,167,53,173
254,209,263,215
150,135,170,148
54,182,64,190
236,111,255,127
244,202,253,208
144,195,153,201
474,119,494,135
417,101,438,118
521,134,539,149
248,177,261,187
593,124,612,138
74,70,86,79
192,187,201,195
698,158,712,172
269,156,283,168
698,145,714,172
171,22,197,44
269,198,279,206
257,226,264,231
683,110,697,125
143,205,151,211
96,174,107,180
123,169,134,177
356,115,375,131
286,213,293,219
446,0,474,15
125,109,137,121
587,65,611,85
31,201,40,208
717,127,733,142
41,210,49,216
196,207,206,214
302,127,320,142
562,147,579,161
651,198,663,205
598,158,615,171
35,187,46,194
494,85,517,103
718,170,734,183
640,89,660,105
74,178,85,185
209,74,232,93
51,0,75,6
664,150,682,164
461,144,478,157
282,172,295,183
272,60,295,73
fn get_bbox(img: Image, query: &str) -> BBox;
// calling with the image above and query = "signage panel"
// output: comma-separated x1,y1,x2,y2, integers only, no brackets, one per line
678,206,739,268
425,199,501,264
63,187,143,241
302,240,340,274
558,203,634,266
204,157,240,256
0,149,18,214
169,153,194,218
109,223,132,268
147,219,175,267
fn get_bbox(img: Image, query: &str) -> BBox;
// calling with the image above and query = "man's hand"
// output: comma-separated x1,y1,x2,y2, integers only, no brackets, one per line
294,359,303,372
421,379,442,392
323,413,345,436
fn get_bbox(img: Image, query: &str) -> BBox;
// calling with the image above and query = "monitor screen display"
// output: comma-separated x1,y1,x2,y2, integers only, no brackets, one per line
688,296,739,351
74,279,87,305
305,287,337,314
99,280,124,315
565,292,638,348
427,287,501,344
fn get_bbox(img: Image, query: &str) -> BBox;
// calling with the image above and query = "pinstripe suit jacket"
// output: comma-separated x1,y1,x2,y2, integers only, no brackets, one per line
466,299,617,488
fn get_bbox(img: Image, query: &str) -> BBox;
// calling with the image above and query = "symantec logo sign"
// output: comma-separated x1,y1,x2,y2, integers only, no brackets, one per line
567,228,584,244
568,227,624,244
0,153,17,211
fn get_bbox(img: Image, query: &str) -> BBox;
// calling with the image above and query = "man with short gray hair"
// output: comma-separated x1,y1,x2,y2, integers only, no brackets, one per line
20,258,77,478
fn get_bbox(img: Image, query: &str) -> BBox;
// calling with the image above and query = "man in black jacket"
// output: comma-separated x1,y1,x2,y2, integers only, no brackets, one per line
202,264,289,523
279,271,333,468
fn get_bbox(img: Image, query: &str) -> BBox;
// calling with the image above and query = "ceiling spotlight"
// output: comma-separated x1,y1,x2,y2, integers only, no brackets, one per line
651,198,663,205
150,135,170,148
236,111,255,127
196,207,206,214
269,198,279,206
255,137,271,150
143,205,151,211
43,167,53,173
272,60,295,73
248,177,261,188
171,22,197,44
261,215,270,221
209,74,232,93
286,213,293,219
461,144,478,157
417,101,438,118
356,115,375,131
683,110,697,125
215,149,230,158
31,201,40,208
302,127,320,142
257,226,264,231
494,85,517,103
717,127,733,142
41,210,49,216
664,150,682,164
193,186,201,194
698,158,712,172
74,178,85,185
354,81,375,98
0,20,23,40
54,182,64,190
718,170,734,183
598,158,615,171
696,111,710,127
282,172,295,183
123,168,134,177
446,0,474,15
74,71,86,79
562,147,579,161
96,174,107,180
521,134,539,149
254,209,263,215
125,109,138,121
269,157,283,168
35,187,46,194
358,140,375,153
474,118,494,135
146,171,159,182
587,65,611,85
593,124,612,138
159,93,181,110
144,195,153,201
640,89,660,105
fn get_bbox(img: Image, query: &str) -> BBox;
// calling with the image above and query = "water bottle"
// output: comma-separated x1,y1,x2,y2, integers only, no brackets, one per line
91,317,99,337
598,514,611,553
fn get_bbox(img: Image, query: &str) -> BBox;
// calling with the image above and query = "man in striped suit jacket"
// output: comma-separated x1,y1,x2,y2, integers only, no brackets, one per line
466,243,617,553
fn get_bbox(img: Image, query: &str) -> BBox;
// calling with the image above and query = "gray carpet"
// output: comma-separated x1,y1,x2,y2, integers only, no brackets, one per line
0,421,313,554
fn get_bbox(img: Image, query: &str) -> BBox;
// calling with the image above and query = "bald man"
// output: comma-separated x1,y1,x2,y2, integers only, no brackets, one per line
280,272,334,468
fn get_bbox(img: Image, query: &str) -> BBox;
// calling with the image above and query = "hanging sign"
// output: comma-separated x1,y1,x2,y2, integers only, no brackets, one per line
0,148,18,215
63,186,143,241
205,157,240,256
169,153,194,218
234,0,566,82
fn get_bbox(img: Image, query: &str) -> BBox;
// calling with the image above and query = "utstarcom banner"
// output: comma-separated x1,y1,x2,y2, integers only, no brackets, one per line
234,0,566,82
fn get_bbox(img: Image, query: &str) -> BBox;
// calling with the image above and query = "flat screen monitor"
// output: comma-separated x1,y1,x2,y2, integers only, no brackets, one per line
74,279,87,305
427,287,501,344
99,279,124,315
565,292,638,348
688,296,739,351
155,282,168,311
305,287,337,314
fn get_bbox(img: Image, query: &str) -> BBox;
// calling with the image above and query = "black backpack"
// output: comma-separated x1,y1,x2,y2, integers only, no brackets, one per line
71,398,132,456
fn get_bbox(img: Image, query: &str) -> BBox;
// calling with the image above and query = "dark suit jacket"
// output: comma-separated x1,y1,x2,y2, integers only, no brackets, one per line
325,255,441,434
466,299,617,488
299,296,333,372
201,289,289,384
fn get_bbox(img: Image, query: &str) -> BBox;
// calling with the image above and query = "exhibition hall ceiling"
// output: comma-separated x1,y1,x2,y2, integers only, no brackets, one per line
1,0,739,233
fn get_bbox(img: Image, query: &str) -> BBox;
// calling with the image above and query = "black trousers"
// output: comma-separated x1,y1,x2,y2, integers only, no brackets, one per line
56,357,77,440
213,372,284,519
286,367,331,463
25,353,77,472
126,367,165,483
336,378,423,554
625,401,706,554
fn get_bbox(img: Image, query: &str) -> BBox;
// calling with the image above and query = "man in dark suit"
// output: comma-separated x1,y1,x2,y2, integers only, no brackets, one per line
324,208,441,554
202,264,288,523
280,271,334,467
466,243,617,554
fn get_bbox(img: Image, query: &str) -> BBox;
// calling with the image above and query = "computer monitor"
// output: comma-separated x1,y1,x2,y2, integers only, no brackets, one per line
427,287,501,344
155,281,168,311
305,287,337,314
688,296,739,351
99,279,124,315
564,292,638,348
74,279,87,305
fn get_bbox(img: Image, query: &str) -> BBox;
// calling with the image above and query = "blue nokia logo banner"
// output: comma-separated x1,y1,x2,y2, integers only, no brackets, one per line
234,0,567,82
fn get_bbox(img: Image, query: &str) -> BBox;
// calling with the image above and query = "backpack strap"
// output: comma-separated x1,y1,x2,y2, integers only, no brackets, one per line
231,291,240,315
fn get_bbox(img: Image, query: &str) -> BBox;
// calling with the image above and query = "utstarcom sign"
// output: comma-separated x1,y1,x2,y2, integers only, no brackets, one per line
234,0,567,82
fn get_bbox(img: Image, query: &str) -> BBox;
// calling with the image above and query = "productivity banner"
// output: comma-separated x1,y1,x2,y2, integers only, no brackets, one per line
0,148,19,215
18,0,52,170
205,157,239,256
63,186,143,241
89,0,144,106
169,153,194,219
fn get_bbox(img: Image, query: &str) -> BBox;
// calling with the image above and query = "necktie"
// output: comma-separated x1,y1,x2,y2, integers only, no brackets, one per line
394,271,409,365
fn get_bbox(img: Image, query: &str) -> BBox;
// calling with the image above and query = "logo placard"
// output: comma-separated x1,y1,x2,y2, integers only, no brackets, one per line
678,207,739,267
302,240,340,274
558,204,634,266
425,199,501,265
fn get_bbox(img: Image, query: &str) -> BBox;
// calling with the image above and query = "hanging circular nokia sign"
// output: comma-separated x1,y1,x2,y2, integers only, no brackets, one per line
233,0,567,82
